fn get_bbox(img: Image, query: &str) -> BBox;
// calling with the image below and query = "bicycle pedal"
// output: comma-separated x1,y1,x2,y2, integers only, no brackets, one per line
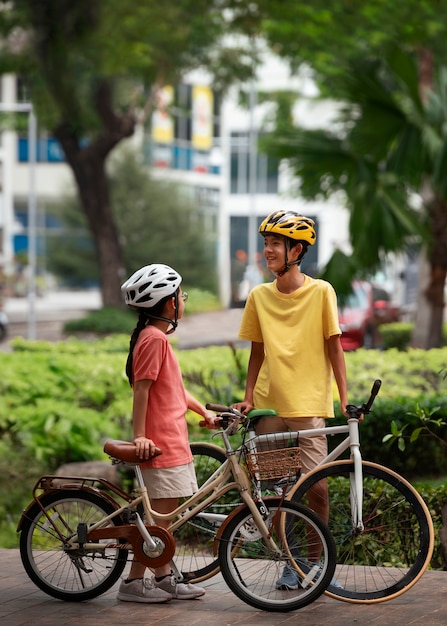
76,522,88,545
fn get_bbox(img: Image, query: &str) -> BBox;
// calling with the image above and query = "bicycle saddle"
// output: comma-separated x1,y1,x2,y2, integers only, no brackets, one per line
104,439,162,464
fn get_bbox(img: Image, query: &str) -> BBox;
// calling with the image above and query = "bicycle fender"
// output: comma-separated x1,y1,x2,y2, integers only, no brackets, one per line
16,485,122,533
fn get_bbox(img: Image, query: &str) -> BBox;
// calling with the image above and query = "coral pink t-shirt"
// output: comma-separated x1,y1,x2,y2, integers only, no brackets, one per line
132,326,192,469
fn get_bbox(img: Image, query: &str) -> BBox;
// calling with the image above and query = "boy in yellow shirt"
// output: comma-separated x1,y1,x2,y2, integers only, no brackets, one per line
233,210,348,590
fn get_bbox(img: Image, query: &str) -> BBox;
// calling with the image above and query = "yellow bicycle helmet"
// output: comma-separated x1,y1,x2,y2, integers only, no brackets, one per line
259,210,316,245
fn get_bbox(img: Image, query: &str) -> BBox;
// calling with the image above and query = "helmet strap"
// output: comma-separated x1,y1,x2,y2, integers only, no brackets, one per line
142,291,179,334
276,239,300,277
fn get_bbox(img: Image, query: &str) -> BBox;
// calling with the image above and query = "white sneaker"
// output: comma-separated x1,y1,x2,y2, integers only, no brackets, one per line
117,577,172,603
155,574,206,599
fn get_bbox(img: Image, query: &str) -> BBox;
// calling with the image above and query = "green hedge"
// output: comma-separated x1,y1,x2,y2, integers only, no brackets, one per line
2,338,447,475
380,322,447,351
1,336,447,557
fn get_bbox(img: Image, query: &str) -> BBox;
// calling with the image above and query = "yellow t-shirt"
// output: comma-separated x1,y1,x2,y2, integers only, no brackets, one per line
238,276,341,418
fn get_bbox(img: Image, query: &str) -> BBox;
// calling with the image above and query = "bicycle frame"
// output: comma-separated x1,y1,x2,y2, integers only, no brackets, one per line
245,418,365,531
20,424,301,576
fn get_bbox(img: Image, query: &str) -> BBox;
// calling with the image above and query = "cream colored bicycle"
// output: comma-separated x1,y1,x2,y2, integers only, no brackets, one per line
18,412,336,613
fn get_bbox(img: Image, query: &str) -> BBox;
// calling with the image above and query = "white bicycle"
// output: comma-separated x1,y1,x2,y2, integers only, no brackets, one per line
192,380,434,604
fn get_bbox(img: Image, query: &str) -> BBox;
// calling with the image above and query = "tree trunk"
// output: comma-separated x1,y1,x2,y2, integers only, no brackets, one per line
54,128,127,307
426,195,447,347
52,80,136,307
411,194,447,348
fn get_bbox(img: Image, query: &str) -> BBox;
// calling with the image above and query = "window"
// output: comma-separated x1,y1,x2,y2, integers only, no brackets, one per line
230,132,278,194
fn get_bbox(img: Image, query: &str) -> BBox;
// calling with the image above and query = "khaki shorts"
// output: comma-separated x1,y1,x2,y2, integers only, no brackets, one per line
254,416,328,475
141,461,198,499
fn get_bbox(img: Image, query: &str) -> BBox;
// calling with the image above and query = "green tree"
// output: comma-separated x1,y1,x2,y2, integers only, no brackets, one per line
47,149,216,292
257,1,447,348
0,0,262,305
261,0,447,92
264,48,447,347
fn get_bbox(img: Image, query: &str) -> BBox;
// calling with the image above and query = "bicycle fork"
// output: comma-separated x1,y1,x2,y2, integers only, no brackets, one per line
348,418,364,532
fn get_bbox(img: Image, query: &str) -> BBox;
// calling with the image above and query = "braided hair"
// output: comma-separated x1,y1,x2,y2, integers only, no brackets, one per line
125,290,178,386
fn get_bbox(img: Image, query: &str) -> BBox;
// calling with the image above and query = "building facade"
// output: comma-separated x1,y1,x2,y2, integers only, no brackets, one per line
0,56,388,307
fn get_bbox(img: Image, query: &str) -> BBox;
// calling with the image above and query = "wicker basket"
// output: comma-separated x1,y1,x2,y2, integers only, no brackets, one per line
245,443,301,482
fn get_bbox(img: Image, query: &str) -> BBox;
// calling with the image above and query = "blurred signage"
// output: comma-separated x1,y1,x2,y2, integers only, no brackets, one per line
152,86,174,145
192,85,213,151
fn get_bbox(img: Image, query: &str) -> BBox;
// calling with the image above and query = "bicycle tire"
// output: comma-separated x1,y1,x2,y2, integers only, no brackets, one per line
172,442,238,583
19,489,128,601
218,498,337,612
288,460,434,603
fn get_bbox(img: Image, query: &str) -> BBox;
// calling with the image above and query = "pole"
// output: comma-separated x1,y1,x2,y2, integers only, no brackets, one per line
247,80,258,287
27,108,37,339
0,102,36,338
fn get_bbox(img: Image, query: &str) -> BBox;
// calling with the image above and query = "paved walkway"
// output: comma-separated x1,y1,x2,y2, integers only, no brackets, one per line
1,549,446,626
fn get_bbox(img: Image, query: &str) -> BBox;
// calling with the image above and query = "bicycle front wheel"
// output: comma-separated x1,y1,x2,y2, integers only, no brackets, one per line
289,460,434,603
218,498,336,612
19,490,128,601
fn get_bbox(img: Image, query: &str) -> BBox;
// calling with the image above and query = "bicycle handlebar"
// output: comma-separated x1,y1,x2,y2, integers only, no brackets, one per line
205,403,246,432
206,378,382,428
346,379,382,419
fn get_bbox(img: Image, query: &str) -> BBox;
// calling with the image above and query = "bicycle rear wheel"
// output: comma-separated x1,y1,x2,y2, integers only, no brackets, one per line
19,490,128,601
218,498,336,612
289,460,434,603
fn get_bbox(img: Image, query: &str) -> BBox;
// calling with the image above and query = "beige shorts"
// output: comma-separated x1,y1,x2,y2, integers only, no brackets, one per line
141,461,198,499
254,416,328,475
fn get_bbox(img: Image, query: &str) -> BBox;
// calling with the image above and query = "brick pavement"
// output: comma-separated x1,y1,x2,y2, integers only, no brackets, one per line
1,549,447,626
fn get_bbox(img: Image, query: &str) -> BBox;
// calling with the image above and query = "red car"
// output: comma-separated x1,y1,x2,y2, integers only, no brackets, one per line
338,281,400,350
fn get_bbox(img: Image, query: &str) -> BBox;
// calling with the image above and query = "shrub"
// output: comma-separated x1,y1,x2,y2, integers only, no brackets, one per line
62,289,221,335
380,322,414,351
380,322,447,351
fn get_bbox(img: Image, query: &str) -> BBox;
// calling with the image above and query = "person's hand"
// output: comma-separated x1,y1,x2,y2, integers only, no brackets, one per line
232,401,254,415
133,436,158,460
199,411,221,430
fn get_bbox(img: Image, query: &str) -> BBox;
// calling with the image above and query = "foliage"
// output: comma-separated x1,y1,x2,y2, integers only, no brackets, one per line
0,342,131,468
383,404,446,452
380,322,447,351
0,0,264,306
382,367,447,454
63,307,136,335
182,343,248,407
379,322,417,351
260,0,447,96
3,337,447,474
260,9,447,349
2,336,447,551
415,481,447,570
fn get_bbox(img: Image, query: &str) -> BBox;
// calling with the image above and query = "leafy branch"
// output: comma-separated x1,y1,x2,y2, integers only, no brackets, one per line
383,368,447,452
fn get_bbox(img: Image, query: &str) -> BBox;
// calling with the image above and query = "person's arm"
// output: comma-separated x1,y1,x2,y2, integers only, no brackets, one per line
327,335,348,417
233,341,264,413
132,379,159,459
185,389,220,429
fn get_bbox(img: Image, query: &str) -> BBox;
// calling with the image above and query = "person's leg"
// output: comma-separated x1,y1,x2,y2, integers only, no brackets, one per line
286,418,328,562
149,464,206,600
287,417,328,518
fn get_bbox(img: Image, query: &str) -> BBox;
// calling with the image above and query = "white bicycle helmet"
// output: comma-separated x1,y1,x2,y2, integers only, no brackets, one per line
121,264,182,308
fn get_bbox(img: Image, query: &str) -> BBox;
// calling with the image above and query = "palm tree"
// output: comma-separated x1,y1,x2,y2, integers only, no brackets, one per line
265,47,447,348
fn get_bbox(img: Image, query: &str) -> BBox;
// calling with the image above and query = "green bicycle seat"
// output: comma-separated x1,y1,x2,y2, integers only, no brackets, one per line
246,408,277,421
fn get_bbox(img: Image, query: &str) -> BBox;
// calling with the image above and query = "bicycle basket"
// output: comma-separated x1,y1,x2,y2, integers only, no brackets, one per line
244,435,301,481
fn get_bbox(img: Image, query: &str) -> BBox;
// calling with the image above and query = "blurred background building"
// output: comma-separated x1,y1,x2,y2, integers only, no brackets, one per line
0,53,406,308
